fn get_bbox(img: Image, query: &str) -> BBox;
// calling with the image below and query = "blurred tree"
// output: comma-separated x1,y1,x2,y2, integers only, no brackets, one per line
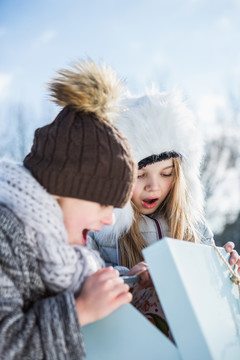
0,102,55,161
215,214,240,251
201,134,240,252
201,91,240,252
0,104,31,160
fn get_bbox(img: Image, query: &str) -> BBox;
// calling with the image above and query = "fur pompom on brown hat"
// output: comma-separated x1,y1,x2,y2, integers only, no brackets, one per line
24,59,136,208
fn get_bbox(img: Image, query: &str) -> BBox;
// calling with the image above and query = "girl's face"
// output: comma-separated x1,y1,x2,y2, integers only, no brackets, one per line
56,197,114,245
131,159,174,215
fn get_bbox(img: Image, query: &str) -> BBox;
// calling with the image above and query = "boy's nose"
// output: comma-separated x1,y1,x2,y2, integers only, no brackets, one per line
102,211,115,226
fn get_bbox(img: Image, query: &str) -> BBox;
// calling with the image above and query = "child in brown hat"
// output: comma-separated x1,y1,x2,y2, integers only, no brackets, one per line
0,60,136,359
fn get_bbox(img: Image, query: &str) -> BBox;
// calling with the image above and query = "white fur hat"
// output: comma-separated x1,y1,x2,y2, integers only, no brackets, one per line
116,87,202,166
115,87,204,225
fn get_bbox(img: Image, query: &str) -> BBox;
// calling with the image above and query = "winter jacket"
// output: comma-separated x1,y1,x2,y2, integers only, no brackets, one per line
0,204,85,360
89,213,214,275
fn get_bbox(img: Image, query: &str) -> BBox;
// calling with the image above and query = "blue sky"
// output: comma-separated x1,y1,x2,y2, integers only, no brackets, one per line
1,0,240,127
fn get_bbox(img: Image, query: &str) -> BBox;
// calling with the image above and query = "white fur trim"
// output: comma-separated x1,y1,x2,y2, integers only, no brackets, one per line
94,201,134,246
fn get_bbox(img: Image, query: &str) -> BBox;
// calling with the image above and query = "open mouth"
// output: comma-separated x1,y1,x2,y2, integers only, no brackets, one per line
82,229,89,244
142,198,159,209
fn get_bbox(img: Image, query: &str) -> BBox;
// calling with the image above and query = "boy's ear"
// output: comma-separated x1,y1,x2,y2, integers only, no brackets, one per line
52,194,61,201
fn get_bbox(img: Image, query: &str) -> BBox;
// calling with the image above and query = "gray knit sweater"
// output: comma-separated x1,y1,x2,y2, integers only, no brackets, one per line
0,204,85,360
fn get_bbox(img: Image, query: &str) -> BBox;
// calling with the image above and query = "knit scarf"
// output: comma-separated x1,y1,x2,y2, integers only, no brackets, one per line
0,160,104,296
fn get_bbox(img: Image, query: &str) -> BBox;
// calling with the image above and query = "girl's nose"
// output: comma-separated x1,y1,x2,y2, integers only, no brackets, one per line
145,177,160,191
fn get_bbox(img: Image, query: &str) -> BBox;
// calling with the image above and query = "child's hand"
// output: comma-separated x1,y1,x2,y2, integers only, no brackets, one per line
127,261,153,289
75,267,132,326
223,242,240,275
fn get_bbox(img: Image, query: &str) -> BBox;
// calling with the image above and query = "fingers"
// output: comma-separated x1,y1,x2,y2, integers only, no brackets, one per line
127,261,148,276
139,261,148,267
109,291,132,313
76,267,132,325
229,250,239,265
223,242,240,271
127,262,153,289
137,269,153,289
139,270,150,283
224,241,235,253
91,267,131,301
223,242,240,270
93,266,120,282
104,281,131,301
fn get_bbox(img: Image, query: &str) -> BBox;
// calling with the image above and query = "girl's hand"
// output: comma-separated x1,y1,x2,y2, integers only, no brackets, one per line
223,242,240,276
75,267,132,326
127,261,153,289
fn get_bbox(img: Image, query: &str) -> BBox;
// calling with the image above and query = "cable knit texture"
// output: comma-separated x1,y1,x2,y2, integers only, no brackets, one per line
0,204,85,359
0,160,104,295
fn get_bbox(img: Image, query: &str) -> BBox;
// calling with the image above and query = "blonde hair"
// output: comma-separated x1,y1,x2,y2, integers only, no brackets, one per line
119,157,198,268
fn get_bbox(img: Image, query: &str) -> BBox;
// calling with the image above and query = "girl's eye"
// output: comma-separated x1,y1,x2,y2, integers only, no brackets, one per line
137,173,145,179
161,172,173,177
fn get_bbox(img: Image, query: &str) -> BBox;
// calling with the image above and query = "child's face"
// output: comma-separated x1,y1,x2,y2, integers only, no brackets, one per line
131,159,174,215
56,197,114,245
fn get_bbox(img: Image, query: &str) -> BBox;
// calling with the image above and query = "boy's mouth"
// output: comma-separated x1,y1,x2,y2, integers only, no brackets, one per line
141,198,159,209
82,229,89,244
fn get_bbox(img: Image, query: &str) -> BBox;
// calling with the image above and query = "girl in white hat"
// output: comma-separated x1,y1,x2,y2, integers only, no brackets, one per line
90,87,240,339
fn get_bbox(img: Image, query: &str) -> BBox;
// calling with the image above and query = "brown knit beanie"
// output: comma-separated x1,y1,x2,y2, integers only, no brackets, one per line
24,60,136,208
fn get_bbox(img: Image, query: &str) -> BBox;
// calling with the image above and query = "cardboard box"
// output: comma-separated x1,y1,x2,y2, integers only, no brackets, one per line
82,238,240,359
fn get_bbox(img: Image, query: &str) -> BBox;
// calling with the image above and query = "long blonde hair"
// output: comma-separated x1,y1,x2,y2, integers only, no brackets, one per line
119,157,198,268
